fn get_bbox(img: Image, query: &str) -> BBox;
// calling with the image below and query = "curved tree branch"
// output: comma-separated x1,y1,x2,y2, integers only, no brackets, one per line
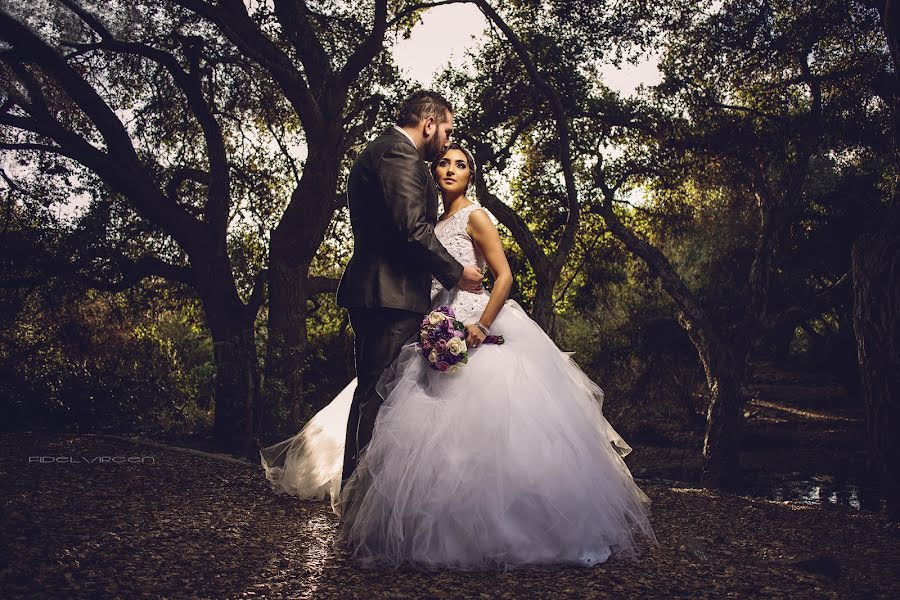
172,0,325,139
470,0,579,273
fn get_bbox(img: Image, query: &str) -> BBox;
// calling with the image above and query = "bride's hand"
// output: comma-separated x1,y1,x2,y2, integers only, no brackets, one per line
465,323,486,348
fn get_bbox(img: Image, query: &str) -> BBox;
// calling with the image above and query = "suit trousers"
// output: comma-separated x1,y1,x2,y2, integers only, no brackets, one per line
341,306,422,490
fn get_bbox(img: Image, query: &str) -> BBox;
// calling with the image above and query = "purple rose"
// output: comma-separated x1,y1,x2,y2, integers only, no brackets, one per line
436,361,450,371
435,339,448,353
421,339,433,351
438,319,450,332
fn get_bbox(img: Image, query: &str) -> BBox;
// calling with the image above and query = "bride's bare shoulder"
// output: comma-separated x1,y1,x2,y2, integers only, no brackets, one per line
465,205,499,240
466,204,493,225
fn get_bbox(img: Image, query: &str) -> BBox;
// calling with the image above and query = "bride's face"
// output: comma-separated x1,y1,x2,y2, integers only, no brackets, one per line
434,149,470,195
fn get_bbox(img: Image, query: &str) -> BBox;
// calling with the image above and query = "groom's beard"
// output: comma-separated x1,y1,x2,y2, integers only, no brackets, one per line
423,134,444,162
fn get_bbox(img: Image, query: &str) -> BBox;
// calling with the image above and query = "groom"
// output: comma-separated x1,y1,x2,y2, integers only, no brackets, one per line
335,90,484,502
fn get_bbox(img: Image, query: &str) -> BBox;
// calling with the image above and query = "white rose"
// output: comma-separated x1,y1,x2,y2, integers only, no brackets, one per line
447,364,460,373
428,349,438,363
447,337,467,356
428,311,447,325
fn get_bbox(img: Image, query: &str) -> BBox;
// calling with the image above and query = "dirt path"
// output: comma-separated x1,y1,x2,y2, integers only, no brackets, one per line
2,432,898,599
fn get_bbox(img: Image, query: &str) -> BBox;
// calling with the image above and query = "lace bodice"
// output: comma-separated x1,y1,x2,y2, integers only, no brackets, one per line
430,202,491,323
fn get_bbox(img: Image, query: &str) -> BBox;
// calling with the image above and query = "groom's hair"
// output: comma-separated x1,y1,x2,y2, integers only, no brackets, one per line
396,90,453,128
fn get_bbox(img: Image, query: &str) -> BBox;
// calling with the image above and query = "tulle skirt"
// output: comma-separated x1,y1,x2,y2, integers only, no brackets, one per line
261,299,656,570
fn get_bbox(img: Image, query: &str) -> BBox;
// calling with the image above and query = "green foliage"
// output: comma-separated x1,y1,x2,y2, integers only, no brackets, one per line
555,223,701,425
0,278,215,435
429,0,891,426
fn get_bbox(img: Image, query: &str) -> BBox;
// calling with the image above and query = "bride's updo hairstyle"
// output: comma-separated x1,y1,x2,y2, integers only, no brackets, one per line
431,142,478,197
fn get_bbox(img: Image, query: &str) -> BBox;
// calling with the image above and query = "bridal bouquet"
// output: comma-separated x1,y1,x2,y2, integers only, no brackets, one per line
418,306,505,373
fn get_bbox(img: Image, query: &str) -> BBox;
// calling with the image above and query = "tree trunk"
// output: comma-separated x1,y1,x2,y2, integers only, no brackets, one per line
676,312,746,489
530,271,556,332
262,260,310,436
851,0,900,520
699,356,745,490
675,367,706,430
210,320,260,458
851,219,900,520
262,144,341,435
193,249,262,459
595,197,746,488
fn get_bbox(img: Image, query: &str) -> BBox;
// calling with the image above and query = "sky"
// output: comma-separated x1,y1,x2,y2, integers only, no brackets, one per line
388,3,661,211
389,3,661,95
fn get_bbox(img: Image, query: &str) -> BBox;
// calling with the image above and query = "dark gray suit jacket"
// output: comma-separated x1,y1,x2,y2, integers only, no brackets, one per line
336,127,464,314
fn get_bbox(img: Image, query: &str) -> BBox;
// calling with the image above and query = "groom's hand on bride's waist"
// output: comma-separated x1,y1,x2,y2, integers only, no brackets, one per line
457,264,484,293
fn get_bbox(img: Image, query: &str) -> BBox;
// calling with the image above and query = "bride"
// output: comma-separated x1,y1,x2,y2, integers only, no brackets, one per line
260,143,656,570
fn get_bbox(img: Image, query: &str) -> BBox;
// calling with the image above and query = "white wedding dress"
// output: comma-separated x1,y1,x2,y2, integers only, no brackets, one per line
260,202,656,570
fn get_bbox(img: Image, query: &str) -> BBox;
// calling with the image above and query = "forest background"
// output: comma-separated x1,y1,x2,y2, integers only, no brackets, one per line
1,0,897,518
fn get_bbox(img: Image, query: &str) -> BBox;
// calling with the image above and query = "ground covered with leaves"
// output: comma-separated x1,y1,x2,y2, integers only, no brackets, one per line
2,431,898,599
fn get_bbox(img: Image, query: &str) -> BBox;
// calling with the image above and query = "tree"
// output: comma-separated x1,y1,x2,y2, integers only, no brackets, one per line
612,0,887,486
851,0,900,520
168,0,435,434
431,0,683,334
0,0,273,455
1,0,423,451
446,0,885,487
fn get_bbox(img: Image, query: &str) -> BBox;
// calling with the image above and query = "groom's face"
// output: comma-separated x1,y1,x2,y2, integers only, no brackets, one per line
422,111,454,162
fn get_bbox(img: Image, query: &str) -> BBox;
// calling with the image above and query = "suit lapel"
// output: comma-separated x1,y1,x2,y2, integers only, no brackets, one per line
385,125,416,149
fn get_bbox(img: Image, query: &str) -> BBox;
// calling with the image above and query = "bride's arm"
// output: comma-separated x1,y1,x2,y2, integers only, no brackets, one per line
466,208,513,331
